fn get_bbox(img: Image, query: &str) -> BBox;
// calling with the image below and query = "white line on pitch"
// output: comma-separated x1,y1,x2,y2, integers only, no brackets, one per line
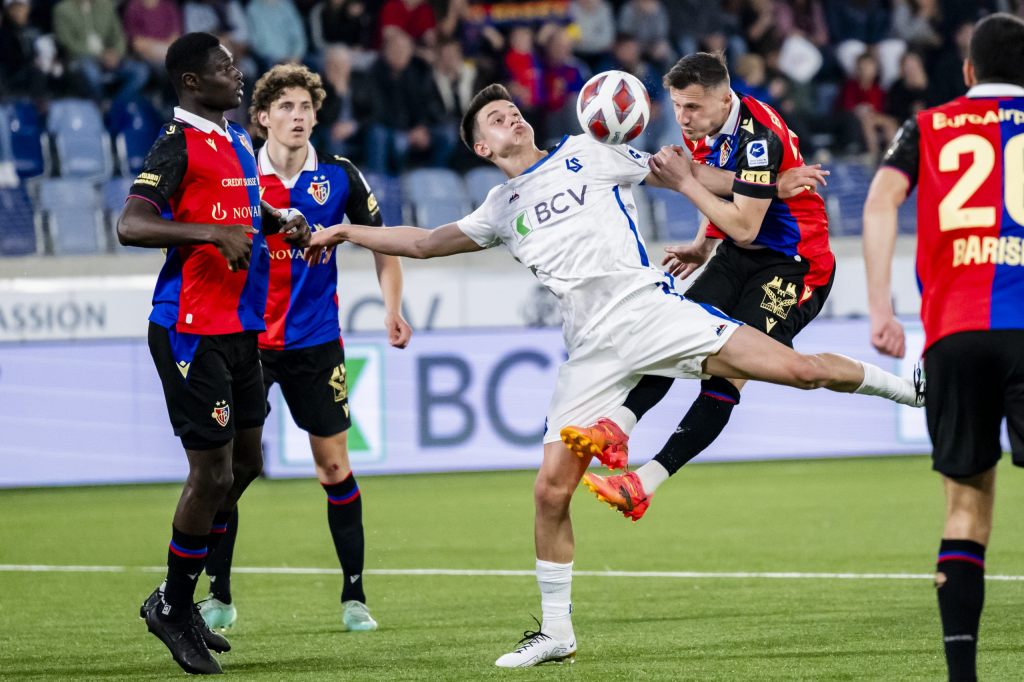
1,564,1023,582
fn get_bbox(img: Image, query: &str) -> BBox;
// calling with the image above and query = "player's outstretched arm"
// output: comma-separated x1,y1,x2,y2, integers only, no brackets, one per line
305,222,483,265
863,166,911,358
117,198,257,271
649,147,770,245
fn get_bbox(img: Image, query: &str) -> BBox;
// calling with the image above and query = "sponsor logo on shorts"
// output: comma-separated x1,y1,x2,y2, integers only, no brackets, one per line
765,317,777,333
760,276,797,319
176,360,190,379
211,400,230,427
329,364,348,402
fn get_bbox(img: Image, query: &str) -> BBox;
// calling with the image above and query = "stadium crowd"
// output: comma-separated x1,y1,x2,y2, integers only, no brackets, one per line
2,0,1018,171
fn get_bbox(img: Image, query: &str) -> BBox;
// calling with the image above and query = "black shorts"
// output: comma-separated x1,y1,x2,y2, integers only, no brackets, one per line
148,322,266,450
685,241,835,347
261,339,352,438
924,330,1024,478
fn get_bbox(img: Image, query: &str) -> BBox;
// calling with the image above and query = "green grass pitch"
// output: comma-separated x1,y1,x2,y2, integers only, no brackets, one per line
2,455,1023,680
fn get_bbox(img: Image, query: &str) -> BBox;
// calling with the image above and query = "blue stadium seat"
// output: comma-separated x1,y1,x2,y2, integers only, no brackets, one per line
0,186,39,255
47,99,113,180
647,185,701,241
107,97,161,176
824,160,874,236
102,177,142,253
38,178,104,254
401,168,471,227
464,166,507,208
360,172,403,226
5,100,48,180
0,106,13,163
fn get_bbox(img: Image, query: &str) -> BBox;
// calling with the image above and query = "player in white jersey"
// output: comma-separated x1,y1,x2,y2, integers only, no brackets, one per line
304,84,922,668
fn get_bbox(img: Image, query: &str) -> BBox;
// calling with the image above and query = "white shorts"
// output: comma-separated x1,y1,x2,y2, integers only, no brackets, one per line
542,283,741,444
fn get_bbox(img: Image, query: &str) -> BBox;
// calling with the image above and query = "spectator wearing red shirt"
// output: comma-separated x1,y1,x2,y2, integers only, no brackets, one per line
540,26,585,143
123,0,183,70
504,25,542,112
379,0,437,48
838,51,897,159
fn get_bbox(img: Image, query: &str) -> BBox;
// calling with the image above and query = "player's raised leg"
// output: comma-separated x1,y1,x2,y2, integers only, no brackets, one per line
495,440,585,667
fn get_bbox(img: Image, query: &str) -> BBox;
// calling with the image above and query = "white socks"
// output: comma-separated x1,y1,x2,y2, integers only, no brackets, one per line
607,405,638,434
854,360,919,406
635,460,670,494
536,559,574,640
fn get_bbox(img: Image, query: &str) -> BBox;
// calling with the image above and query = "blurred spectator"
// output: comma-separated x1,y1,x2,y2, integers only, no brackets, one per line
183,0,256,82
569,0,614,71
122,0,182,71
774,0,829,48
890,0,942,53
309,0,375,55
927,19,972,106
430,37,477,169
359,30,450,174
540,25,586,142
53,0,148,100
246,0,307,68
504,25,543,112
827,0,904,87
665,0,745,61
0,0,49,98
315,45,360,157
616,0,673,69
379,0,437,49
838,51,897,158
886,50,928,123
733,53,773,104
742,0,778,55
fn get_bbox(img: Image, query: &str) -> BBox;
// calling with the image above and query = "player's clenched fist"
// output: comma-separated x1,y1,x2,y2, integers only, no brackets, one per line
212,223,257,271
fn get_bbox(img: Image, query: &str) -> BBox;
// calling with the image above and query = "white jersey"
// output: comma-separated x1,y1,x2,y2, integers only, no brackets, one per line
457,134,665,350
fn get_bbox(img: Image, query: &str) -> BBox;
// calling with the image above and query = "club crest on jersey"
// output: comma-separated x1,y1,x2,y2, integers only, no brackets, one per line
565,157,582,173
211,400,230,427
760,276,797,319
746,140,769,167
719,139,732,166
308,175,330,205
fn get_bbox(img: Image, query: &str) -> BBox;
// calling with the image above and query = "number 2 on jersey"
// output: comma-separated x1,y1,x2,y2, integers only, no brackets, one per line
939,132,1024,230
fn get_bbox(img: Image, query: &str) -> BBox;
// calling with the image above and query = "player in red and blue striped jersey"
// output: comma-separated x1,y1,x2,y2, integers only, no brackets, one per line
119,33,310,676
863,14,1024,680
573,53,837,520
199,64,411,635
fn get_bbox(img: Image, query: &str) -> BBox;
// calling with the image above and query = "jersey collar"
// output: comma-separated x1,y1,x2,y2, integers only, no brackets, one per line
966,83,1024,98
519,135,569,176
706,91,741,146
173,107,231,139
258,141,317,189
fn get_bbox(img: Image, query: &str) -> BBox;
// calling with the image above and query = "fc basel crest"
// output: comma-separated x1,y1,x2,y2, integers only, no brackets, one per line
308,174,330,205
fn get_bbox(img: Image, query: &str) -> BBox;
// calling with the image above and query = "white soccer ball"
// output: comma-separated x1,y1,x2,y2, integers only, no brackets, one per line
576,70,652,145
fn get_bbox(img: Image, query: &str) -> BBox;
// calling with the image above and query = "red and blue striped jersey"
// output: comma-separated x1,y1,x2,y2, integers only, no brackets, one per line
257,144,382,351
684,93,835,296
881,84,1024,349
128,107,268,336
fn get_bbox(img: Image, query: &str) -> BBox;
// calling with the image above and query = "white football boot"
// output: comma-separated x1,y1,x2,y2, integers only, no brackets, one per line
494,622,576,668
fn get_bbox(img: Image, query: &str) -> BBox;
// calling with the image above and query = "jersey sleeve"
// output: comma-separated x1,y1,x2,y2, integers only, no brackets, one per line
732,124,783,200
128,124,187,212
336,157,384,227
880,117,920,190
583,136,651,185
455,191,501,248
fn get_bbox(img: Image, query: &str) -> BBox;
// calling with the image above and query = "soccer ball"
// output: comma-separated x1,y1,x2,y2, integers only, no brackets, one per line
576,70,652,145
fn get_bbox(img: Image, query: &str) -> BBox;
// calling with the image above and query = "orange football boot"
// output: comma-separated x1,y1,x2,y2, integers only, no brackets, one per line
582,470,650,521
559,418,629,470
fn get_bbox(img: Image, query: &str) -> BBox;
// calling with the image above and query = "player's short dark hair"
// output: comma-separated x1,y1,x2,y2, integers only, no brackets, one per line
249,64,327,139
165,32,221,94
663,52,730,91
969,13,1024,87
460,83,514,151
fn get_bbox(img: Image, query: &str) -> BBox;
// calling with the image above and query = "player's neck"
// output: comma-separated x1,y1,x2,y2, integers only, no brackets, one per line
177,101,228,132
497,146,547,179
265,138,309,180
